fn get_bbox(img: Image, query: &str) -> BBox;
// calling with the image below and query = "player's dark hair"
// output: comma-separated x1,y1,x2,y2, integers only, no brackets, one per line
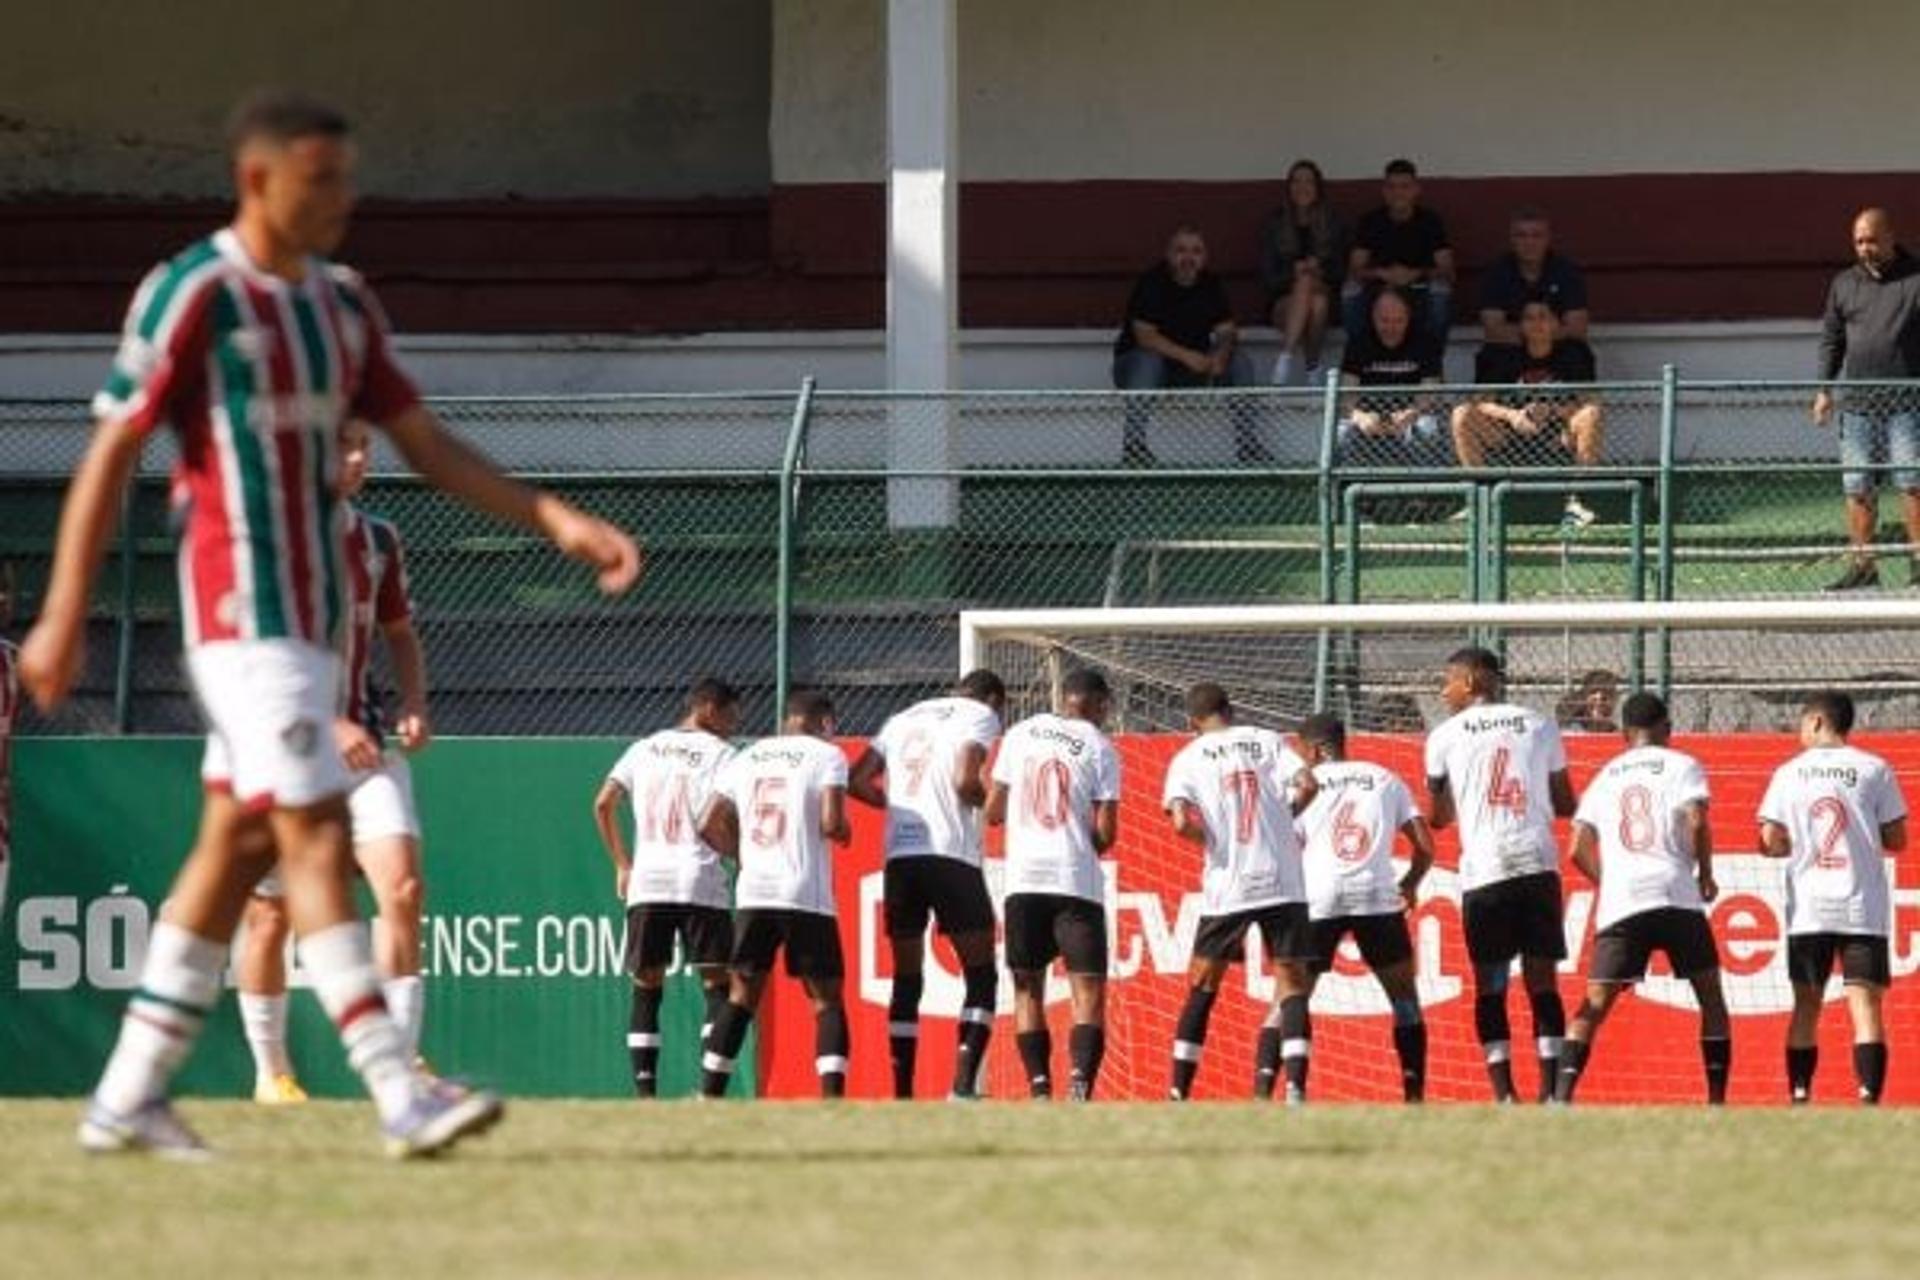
1619,692,1669,732
1385,158,1419,179
1184,682,1232,721
1061,667,1110,702
687,677,740,713
786,687,836,723
1804,689,1855,736
227,88,350,156
1298,712,1346,751
956,668,1006,705
1446,646,1503,683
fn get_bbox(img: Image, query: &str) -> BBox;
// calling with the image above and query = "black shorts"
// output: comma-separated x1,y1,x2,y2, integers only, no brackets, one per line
1192,903,1312,964
623,903,733,976
1462,871,1567,966
1306,912,1415,974
884,857,995,940
1003,893,1108,976
1589,908,1718,984
730,909,846,981
1787,932,1891,989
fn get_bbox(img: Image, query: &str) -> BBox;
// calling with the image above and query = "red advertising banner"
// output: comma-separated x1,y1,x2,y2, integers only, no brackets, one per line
758,734,1920,1104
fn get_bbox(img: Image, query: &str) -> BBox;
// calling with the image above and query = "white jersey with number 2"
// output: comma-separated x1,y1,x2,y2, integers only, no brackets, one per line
872,696,1002,864
1758,745,1906,937
1573,745,1711,931
992,713,1121,904
1161,726,1307,915
1424,702,1567,892
715,735,849,917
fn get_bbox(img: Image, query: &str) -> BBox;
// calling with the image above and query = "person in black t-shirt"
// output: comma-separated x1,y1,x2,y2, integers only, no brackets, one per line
1337,289,1447,470
1452,301,1605,525
1478,208,1590,347
1343,159,1455,343
1112,224,1266,466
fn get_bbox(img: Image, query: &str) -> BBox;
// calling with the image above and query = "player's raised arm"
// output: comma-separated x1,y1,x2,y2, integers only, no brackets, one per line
591,778,633,898
1398,815,1435,908
847,747,887,809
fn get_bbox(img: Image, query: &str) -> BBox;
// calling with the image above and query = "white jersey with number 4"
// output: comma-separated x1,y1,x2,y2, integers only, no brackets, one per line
1573,745,1711,931
715,735,849,917
992,713,1121,904
1424,702,1567,892
1758,745,1906,937
1297,760,1418,919
872,696,1002,864
1161,726,1307,915
606,728,737,911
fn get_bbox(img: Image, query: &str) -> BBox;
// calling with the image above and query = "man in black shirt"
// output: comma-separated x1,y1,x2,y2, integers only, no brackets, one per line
1478,208,1589,347
1813,208,1920,590
1113,225,1264,465
1343,159,1456,344
1338,289,1447,470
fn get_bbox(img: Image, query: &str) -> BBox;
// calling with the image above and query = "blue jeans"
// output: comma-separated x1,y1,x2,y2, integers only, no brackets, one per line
1837,410,1920,496
1111,347,1264,460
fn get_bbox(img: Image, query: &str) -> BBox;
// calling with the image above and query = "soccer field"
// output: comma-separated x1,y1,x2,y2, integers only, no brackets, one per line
1,1099,1914,1279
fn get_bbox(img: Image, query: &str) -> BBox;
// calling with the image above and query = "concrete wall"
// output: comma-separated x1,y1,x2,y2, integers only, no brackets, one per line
0,0,770,198
774,0,1917,182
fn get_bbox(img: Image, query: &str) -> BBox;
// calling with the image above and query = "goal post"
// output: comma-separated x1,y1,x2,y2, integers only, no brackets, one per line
957,598,1920,1104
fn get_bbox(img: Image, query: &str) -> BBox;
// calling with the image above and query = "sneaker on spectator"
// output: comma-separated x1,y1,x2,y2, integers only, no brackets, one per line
1562,495,1597,529
1825,560,1880,592
78,1097,213,1161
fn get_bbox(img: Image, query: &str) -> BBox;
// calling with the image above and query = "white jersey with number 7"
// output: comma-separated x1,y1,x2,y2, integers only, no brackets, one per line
1424,702,1566,892
992,713,1121,904
714,735,849,917
1758,744,1906,937
1161,726,1307,914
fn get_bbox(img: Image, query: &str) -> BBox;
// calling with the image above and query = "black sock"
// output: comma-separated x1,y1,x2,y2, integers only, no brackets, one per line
815,1005,850,1099
1278,995,1311,1100
887,972,924,1100
952,965,997,1097
1017,1029,1052,1098
1702,1036,1731,1106
1475,988,1515,1102
1853,1041,1888,1105
1170,987,1217,1099
1393,1022,1428,1102
1554,1037,1590,1103
1068,1024,1105,1100
701,982,729,1046
1528,987,1566,1103
628,984,663,1098
701,1000,753,1098
1254,1028,1282,1099
1787,1045,1818,1104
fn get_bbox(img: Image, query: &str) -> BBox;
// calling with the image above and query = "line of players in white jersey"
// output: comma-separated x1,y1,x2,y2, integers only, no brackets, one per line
597,645,1907,1106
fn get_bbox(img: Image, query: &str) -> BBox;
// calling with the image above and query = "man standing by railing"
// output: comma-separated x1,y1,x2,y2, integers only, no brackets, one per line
1813,207,1920,592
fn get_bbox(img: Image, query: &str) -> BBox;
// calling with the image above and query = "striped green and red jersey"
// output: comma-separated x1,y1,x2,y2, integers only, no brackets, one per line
93,228,421,650
341,504,412,739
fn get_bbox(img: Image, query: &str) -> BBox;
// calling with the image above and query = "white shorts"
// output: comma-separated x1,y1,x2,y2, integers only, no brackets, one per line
246,752,421,900
190,640,350,810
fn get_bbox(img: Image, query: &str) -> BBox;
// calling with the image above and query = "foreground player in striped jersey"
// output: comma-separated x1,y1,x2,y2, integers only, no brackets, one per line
986,668,1122,1101
698,690,852,1098
18,90,639,1159
1160,683,1318,1102
1758,691,1907,1105
848,669,1006,1099
1294,712,1434,1103
1425,647,1577,1103
1555,693,1730,1105
593,678,742,1097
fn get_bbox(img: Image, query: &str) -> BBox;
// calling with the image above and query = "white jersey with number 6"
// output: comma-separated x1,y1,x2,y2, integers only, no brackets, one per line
1161,726,1307,915
1758,745,1906,937
992,713,1121,904
1424,702,1567,892
606,728,738,911
1297,760,1418,919
1573,745,1711,931
715,735,849,917
872,696,1002,864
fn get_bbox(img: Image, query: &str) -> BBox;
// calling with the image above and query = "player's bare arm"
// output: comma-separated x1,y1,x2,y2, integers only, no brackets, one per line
1399,816,1436,908
1287,766,1320,815
1758,820,1791,857
379,401,643,594
1091,799,1119,853
846,748,887,808
1426,776,1455,830
700,795,740,859
1686,801,1717,902
590,778,632,898
17,415,145,710
984,781,1009,828
1569,822,1602,885
821,785,851,846
334,717,382,772
952,742,990,808
382,618,431,751
1880,816,1907,852
1549,769,1578,818
1166,798,1208,847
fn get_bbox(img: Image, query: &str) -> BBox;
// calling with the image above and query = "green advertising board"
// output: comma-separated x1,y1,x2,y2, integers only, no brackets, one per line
1,738,753,1099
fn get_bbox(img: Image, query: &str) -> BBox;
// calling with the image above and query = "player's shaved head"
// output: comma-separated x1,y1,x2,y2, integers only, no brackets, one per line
1184,682,1233,724
227,88,350,158
1298,711,1345,753
1803,690,1855,738
956,668,1006,709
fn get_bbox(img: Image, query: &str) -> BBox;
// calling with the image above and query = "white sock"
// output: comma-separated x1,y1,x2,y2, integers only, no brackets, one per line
1271,351,1298,386
239,992,294,1079
94,923,227,1115
382,975,425,1060
302,922,417,1123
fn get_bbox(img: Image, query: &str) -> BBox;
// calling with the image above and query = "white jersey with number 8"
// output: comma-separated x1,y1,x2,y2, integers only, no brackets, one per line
992,713,1121,904
1758,744,1906,937
1298,760,1418,918
1573,745,1711,931
1161,726,1307,914
872,696,1001,864
714,735,849,917
1424,702,1567,892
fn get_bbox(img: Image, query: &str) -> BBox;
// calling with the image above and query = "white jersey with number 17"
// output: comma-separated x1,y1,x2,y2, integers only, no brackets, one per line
1160,726,1307,914
714,735,850,917
1758,744,1906,937
1424,702,1567,892
992,713,1121,904
1573,744,1711,931
872,696,1002,864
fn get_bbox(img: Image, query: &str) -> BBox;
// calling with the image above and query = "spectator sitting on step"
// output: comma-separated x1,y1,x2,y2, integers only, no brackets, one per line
1259,158,1346,386
1337,289,1447,469
1112,223,1266,466
1343,158,1455,343
1451,301,1605,526
1477,207,1589,351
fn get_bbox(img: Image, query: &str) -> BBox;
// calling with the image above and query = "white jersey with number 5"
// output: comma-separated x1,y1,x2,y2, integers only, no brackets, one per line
1758,745,1905,937
1424,702,1567,892
1573,745,1711,931
606,727,738,910
992,713,1121,904
872,696,1002,864
1161,726,1307,914
1297,760,1418,919
715,735,849,917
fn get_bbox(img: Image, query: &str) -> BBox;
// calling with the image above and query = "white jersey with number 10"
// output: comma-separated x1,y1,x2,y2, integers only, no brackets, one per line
1297,760,1418,919
1573,744,1711,931
872,696,1002,864
714,735,849,917
1758,744,1906,937
992,713,1121,904
1160,726,1307,914
1424,702,1567,892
